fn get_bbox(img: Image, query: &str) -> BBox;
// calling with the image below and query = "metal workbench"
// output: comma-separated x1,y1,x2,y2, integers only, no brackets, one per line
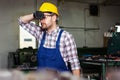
80,59,120,80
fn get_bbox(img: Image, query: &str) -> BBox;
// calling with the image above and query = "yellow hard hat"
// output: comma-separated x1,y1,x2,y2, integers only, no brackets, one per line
39,2,59,16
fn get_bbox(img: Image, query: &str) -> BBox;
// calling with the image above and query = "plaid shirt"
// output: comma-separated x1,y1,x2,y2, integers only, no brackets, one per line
18,18,80,70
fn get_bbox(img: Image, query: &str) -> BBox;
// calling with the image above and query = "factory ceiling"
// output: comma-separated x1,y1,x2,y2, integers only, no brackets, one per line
58,0,120,6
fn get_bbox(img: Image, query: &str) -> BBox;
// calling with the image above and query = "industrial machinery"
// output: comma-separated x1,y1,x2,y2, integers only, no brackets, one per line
8,47,37,70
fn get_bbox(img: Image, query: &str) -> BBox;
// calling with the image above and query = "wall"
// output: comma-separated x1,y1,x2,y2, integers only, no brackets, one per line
0,0,120,68
0,0,35,68
58,2,120,47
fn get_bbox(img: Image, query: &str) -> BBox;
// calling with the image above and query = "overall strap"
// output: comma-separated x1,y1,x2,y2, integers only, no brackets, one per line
56,29,64,48
41,32,46,46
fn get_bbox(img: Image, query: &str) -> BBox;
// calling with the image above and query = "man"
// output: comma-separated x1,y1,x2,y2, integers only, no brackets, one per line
18,2,80,77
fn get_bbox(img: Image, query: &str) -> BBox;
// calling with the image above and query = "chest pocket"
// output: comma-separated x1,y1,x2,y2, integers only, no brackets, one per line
45,48,57,60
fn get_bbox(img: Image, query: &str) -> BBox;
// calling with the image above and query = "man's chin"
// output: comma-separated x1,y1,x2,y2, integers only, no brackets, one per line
41,27,47,31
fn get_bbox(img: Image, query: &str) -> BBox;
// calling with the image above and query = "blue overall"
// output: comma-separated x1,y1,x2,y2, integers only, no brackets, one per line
37,30,69,72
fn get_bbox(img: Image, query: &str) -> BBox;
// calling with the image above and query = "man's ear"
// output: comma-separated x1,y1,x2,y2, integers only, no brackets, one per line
52,15,57,22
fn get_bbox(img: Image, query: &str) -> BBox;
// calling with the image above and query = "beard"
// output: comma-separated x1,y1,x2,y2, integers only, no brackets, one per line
40,23,48,31
40,27,47,31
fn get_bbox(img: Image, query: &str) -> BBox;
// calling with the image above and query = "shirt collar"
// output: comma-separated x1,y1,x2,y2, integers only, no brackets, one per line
46,26,60,35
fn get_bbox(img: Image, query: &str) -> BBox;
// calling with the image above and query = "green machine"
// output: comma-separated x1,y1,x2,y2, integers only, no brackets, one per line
8,47,37,71
107,32,120,55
